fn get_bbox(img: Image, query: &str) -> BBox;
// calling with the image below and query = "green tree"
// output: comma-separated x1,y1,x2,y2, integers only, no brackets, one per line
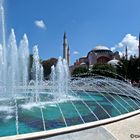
92,63,117,78
127,57,140,81
42,58,58,79
29,54,33,80
72,66,88,75
28,54,43,80
116,57,128,79
117,56,140,81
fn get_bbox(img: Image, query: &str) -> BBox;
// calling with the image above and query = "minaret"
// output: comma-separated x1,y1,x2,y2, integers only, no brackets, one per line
125,46,128,60
138,33,140,59
63,32,67,60
67,46,70,65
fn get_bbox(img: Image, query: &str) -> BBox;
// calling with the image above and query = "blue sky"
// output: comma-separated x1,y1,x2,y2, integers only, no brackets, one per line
5,0,140,64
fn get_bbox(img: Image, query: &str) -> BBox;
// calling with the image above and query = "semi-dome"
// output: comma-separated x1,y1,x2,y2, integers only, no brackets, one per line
107,59,119,66
80,62,86,65
93,45,110,51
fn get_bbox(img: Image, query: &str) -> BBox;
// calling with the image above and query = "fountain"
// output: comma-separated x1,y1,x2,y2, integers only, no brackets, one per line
51,57,69,100
0,0,139,139
0,0,46,136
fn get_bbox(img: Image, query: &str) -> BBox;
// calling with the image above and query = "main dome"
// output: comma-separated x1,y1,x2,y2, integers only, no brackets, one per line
93,45,110,51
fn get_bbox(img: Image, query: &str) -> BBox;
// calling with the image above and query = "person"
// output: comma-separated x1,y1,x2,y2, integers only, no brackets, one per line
132,80,137,87
138,80,140,88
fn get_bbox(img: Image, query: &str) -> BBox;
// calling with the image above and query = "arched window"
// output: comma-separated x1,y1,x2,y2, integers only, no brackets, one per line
97,56,110,63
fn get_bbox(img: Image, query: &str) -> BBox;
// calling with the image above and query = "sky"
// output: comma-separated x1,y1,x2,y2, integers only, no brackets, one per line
4,0,140,64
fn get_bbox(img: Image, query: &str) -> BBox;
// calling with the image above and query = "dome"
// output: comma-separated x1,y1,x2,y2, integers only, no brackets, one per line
80,62,86,65
107,59,119,66
93,46,110,51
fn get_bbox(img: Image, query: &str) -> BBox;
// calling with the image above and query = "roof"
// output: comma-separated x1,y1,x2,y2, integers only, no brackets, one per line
80,62,87,65
107,59,119,66
93,46,110,51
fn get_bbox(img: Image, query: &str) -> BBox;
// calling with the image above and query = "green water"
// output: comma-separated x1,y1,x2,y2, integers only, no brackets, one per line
0,91,139,137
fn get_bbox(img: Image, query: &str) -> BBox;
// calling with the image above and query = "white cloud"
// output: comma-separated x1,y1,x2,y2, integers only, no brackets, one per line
34,20,46,30
73,51,79,55
111,47,116,51
113,34,139,57
118,51,123,57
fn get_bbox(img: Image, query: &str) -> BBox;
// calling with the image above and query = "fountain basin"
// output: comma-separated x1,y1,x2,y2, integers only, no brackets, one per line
0,83,140,138
1,110,140,140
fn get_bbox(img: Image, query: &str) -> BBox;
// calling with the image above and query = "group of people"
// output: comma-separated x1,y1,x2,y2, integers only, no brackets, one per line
131,80,140,88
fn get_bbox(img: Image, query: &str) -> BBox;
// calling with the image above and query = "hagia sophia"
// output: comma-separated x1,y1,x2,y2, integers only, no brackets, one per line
62,32,140,69
74,45,120,69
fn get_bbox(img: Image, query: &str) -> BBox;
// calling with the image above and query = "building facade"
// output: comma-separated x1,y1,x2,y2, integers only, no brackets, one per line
74,45,120,68
87,45,120,67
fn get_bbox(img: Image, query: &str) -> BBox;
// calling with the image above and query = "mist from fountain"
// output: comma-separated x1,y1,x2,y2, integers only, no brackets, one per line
0,0,46,134
0,0,6,95
18,34,29,87
0,1,6,87
7,29,19,92
0,28,30,97
0,0,44,100
0,0,30,95
51,57,70,100
30,45,44,103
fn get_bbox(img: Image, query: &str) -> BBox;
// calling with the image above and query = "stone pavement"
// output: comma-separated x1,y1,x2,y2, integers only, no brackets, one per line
45,127,116,140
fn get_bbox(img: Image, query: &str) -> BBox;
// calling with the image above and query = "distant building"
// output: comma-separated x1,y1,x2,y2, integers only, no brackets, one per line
107,59,119,67
63,32,70,65
74,57,88,66
74,45,120,69
125,46,128,60
67,46,70,65
87,45,120,67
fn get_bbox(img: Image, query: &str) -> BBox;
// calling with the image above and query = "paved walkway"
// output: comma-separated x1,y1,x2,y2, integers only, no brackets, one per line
45,127,116,140
104,114,140,140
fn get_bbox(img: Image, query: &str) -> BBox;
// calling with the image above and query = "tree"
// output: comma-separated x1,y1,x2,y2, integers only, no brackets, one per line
116,57,128,79
29,54,33,80
28,54,43,80
117,56,140,82
72,66,88,75
92,63,117,78
127,57,140,82
42,58,58,79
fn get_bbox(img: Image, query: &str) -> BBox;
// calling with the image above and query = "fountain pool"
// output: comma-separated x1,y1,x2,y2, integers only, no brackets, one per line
0,76,140,138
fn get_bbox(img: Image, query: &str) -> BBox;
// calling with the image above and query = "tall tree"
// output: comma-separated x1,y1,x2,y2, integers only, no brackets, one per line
42,58,58,79
92,63,117,78
72,67,88,75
